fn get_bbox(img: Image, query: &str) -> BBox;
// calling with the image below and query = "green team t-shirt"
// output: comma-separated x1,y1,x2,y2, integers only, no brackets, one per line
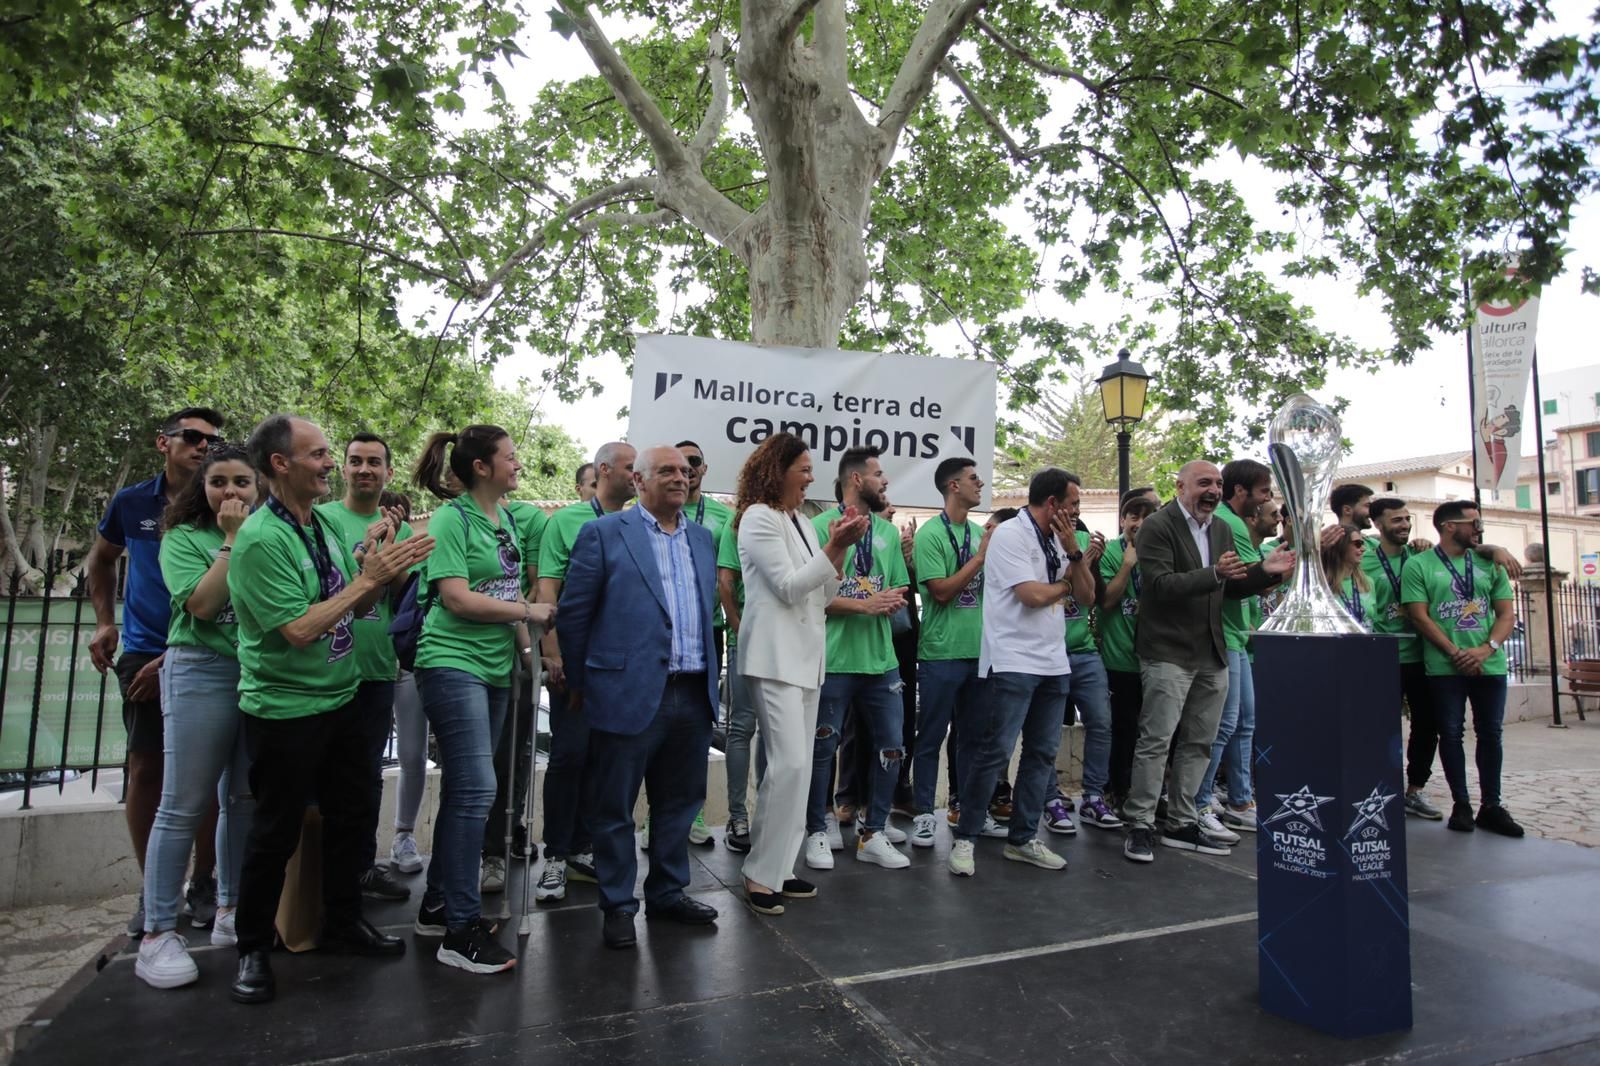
1361,542,1422,664
814,511,910,675
1063,530,1097,655
912,513,985,662
715,520,744,648
1400,549,1513,677
1337,574,1379,633
315,500,414,683
503,500,549,597
417,496,523,687
688,495,734,628
160,524,238,657
228,506,362,719
538,499,617,583
1097,536,1140,673
1217,503,1262,652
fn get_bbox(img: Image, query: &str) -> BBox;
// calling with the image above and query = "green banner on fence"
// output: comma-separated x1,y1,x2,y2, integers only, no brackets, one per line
0,598,126,772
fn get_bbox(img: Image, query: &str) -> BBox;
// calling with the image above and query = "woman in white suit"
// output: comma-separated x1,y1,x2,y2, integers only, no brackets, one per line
735,433,869,913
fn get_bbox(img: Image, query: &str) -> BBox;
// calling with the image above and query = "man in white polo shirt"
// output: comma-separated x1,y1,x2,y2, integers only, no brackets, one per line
947,468,1095,878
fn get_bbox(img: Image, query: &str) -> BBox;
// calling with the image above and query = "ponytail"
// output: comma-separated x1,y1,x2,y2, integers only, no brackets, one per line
412,425,510,500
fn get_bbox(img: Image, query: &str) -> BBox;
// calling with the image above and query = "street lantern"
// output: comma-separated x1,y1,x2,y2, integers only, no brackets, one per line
1096,349,1152,498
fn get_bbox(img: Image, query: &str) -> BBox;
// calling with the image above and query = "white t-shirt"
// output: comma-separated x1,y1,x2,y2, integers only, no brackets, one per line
979,514,1073,677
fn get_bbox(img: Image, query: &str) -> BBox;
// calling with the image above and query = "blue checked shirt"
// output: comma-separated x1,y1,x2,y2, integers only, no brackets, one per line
641,509,706,673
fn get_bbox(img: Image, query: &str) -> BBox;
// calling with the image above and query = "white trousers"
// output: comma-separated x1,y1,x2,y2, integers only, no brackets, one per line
741,676,820,891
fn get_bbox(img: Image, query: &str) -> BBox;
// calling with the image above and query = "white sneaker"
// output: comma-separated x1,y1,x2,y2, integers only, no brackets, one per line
211,909,237,947
135,931,198,989
947,839,976,876
910,812,937,848
979,814,1009,839
856,832,911,869
1197,807,1242,845
1003,838,1067,870
824,812,844,851
804,832,835,870
391,832,423,874
1221,803,1259,832
880,823,907,845
535,858,567,902
480,855,506,894
688,810,713,845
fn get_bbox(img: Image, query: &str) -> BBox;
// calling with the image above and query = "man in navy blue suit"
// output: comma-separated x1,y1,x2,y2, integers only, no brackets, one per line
558,444,721,948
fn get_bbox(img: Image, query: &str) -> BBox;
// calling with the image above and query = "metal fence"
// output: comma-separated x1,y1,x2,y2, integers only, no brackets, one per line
1551,583,1600,666
0,554,125,809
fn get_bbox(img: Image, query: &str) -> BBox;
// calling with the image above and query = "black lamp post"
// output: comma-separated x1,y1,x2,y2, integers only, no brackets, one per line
1096,348,1153,499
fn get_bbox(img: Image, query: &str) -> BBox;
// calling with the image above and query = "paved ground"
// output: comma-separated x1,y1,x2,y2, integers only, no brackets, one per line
2,713,1596,1064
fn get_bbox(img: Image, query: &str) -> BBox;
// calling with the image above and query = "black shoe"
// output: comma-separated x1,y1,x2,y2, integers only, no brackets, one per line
603,910,638,949
781,878,817,898
746,890,784,915
725,820,752,853
1476,804,1525,838
414,899,447,936
647,895,718,925
230,950,275,1004
566,853,599,884
1447,801,1477,832
1123,827,1155,864
185,875,218,929
438,919,517,973
322,917,406,956
359,865,411,901
1159,823,1232,856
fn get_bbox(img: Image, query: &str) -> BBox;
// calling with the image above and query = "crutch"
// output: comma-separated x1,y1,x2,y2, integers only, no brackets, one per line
495,651,520,923
519,629,545,936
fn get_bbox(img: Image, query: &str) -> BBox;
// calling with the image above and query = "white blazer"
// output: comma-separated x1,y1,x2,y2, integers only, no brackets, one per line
736,503,841,690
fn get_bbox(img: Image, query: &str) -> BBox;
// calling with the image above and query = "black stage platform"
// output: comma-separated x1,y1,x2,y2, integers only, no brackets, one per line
16,818,1600,1065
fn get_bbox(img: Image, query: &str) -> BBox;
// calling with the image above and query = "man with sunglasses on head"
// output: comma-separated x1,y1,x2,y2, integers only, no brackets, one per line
1401,500,1524,838
86,406,226,938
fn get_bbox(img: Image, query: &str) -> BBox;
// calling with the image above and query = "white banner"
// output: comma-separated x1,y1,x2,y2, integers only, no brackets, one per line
628,334,997,510
1471,278,1540,492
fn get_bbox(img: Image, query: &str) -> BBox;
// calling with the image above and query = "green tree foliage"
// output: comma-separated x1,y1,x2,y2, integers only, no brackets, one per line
996,379,1178,493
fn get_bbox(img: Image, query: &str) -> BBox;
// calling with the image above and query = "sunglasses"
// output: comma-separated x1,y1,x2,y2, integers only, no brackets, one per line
164,428,225,447
1445,518,1485,531
685,455,704,469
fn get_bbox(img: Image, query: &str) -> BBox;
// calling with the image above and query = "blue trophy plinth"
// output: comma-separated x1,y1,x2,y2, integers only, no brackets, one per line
1252,632,1412,1038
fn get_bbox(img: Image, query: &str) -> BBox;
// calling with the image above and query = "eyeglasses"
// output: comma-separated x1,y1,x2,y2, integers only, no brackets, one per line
1445,518,1485,531
164,428,224,447
685,455,704,469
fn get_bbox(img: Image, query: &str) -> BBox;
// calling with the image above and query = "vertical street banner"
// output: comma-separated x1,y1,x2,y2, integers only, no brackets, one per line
1471,278,1541,492
628,334,997,510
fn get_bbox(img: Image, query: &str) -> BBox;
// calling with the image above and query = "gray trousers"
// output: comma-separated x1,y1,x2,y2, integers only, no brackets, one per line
1123,659,1229,832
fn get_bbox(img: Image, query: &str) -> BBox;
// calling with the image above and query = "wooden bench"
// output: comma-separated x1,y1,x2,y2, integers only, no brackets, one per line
1558,659,1598,722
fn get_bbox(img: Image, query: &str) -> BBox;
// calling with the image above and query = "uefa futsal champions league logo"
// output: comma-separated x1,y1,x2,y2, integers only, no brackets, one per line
1345,785,1398,882
1263,785,1337,879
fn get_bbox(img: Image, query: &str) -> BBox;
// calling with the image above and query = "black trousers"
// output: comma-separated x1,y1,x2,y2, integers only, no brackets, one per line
1107,668,1143,800
234,697,388,956
1401,660,1439,789
484,671,536,856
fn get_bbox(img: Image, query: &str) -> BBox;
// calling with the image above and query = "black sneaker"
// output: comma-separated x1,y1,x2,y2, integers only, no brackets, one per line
414,899,447,936
1447,801,1476,832
1404,791,1444,820
360,865,412,901
437,919,516,974
184,875,218,929
725,818,752,853
1475,804,1525,838
566,853,598,884
1159,823,1232,856
1123,828,1155,864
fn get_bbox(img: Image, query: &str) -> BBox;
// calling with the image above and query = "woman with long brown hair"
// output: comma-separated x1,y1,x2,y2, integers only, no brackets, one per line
731,433,868,913
1322,523,1375,630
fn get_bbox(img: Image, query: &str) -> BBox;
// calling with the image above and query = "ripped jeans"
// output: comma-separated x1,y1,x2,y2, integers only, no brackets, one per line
808,670,904,835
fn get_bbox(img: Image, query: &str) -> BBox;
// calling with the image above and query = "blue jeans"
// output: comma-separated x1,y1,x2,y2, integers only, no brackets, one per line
144,647,252,932
1428,674,1507,807
724,641,764,823
417,667,509,929
1196,650,1255,809
809,670,904,834
956,671,1069,845
543,680,593,859
1066,651,1112,800
586,675,713,913
913,659,982,814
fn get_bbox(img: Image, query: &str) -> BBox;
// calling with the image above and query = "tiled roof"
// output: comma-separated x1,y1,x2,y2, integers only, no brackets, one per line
1335,451,1473,481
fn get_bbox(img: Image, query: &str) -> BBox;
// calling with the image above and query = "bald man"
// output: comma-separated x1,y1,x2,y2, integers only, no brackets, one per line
1121,460,1295,864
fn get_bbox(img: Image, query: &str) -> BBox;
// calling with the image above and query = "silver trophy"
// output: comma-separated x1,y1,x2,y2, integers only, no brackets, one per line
1260,394,1365,635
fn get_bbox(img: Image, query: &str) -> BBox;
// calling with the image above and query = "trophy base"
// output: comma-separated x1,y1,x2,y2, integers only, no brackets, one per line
1260,599,1367,635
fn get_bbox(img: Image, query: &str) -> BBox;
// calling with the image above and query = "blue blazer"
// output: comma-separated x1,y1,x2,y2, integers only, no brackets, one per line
557,507,719,735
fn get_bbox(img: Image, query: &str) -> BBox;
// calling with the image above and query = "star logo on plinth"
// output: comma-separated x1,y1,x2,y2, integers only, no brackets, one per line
1345,785,1397,838
1263,785,1336,830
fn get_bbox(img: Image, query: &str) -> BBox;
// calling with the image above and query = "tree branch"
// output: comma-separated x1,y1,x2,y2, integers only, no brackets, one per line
688,30,732,160
474,175,655,297
182,228,464,288
973,15,1103,96
576,208,678,233
777,0,824,45
877,0,990,142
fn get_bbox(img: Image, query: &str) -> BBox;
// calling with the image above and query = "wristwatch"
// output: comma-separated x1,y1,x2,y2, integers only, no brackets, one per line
1487,637,1502,652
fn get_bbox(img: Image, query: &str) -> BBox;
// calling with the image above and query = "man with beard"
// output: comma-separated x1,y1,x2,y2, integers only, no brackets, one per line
1330,483,1376,531
1401,500,1523,837
316,434,417,901
1123,460,1295,864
